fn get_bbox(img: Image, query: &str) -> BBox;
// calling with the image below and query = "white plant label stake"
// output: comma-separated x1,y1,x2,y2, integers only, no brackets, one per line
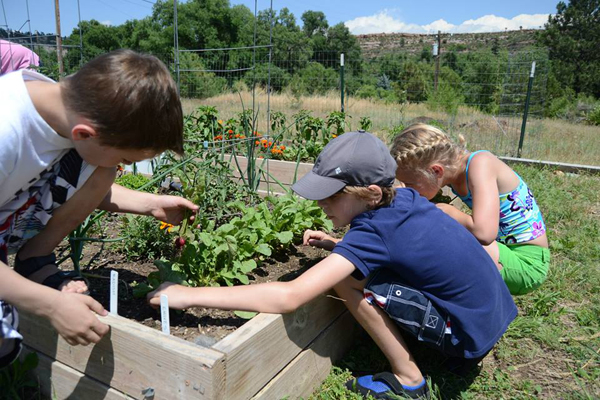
160,294,170,335
110,271,118,315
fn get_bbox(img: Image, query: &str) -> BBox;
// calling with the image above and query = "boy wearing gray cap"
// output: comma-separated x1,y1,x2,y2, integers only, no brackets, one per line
148,131,517,399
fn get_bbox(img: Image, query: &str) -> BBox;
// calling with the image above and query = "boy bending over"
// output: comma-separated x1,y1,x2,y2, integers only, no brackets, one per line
148,131,516,399
0,50,198,368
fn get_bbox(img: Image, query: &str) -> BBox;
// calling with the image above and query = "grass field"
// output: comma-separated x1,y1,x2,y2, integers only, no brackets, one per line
183,90,600,167
309,165,600,399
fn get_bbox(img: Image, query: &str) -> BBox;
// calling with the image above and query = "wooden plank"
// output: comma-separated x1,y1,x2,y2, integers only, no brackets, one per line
19,312,226,400
252,311,362,399
21,346,134,400
499,156,600,175
226,155,314,193
212,293,348,400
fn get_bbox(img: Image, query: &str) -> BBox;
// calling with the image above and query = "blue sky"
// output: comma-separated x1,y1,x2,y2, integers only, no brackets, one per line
2,0,560,37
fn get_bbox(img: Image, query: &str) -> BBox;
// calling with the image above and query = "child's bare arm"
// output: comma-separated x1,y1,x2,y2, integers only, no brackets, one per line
147,254,356,313
0,262,110,345
436,203,473,227
466,155,501,245
303,229,341,251
98,183,199,225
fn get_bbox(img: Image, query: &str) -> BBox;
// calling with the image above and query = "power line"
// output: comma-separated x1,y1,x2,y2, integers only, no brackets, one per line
118,0,153,9
90,0,136,19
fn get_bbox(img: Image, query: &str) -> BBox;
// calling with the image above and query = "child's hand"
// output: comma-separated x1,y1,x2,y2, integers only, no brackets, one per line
48,292,110,346
147,282,192,310
303,229,339,251
150,195,199,225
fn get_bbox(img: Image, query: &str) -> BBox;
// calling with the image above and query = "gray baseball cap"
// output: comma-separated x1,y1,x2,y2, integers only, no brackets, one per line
291,130,397,201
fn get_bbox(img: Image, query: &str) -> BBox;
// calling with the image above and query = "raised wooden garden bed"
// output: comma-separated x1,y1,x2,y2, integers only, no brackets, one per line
21,293,361,399
21,156,363,399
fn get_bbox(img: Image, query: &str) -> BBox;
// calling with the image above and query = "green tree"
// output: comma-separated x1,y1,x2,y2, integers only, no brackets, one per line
291,62,337,95
301,11,328,37
63,20,121,72
538,0,600,97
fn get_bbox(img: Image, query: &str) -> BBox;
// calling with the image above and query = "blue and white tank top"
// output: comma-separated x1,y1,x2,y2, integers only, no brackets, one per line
451,151,546,244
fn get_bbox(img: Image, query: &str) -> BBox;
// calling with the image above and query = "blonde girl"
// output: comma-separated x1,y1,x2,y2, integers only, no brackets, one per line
390,123,550,295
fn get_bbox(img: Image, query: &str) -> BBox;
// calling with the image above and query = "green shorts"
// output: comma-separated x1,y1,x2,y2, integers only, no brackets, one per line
497,243,550,295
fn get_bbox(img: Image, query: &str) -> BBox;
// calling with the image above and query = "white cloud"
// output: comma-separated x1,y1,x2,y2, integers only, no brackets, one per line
100,20,112,27
344,11,423,34
345,11,550,34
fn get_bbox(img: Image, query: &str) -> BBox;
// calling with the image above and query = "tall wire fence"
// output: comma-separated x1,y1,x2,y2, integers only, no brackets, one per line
5,6,600,166
174,47,551,160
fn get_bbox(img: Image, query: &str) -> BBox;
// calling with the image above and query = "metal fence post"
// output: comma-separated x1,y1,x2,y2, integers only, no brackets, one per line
517,61,536,158
434,31,440,92
173,0,180,94
340,53,345,113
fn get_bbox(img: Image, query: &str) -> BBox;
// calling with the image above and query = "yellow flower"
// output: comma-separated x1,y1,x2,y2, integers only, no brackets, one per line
218,119,224,125
160,222,174,231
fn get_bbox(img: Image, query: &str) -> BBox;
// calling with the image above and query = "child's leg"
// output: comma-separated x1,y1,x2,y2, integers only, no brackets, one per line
483,241,502,270
17,166,116,292
333,275,424,386
496,242,550,295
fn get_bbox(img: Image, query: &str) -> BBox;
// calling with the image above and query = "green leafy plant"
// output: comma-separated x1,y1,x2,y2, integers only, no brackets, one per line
117,215,176,261
114,173,153,192
359,116,373,131
134,193,332,296
326,111,351,139
0,352,40,400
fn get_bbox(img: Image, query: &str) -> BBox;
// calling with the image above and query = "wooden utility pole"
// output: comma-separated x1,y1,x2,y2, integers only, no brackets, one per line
434,30,441,91
54,0,64,76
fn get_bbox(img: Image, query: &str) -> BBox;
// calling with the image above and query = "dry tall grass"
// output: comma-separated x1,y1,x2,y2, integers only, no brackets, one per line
182,90,600,166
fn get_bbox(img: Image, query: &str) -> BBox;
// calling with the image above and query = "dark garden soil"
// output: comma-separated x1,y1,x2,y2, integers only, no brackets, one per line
55,214,331,345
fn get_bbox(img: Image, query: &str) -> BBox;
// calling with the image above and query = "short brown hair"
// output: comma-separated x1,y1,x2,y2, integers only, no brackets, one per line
343,185,396,209
61,49,183,154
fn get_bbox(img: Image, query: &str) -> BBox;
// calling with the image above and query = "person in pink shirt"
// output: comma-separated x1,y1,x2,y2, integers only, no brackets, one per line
0,39,40,74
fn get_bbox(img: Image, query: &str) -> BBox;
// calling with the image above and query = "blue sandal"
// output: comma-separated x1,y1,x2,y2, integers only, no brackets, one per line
14,253,90,295
345,372,430,399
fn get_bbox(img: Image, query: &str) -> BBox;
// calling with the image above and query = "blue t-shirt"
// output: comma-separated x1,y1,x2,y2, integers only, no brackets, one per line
333,188,517,358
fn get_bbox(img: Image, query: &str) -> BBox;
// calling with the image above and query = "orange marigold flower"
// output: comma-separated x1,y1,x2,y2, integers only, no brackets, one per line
218,119,224,125
228,129,234,134
268,141,273,146
255,140,260,145
235,133,240,138
240,135,246,139
160,222,174,231
117,165,124,171
280,145,286,150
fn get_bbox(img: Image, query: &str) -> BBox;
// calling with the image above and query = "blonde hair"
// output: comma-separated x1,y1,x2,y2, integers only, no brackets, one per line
343,185,396,209
390,123,466,184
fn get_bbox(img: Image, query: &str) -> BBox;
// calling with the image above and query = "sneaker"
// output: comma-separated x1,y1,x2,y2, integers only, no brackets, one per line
345,372,430,399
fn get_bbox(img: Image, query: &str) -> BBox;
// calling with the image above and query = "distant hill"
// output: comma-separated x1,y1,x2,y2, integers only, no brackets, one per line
355,29,540,58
